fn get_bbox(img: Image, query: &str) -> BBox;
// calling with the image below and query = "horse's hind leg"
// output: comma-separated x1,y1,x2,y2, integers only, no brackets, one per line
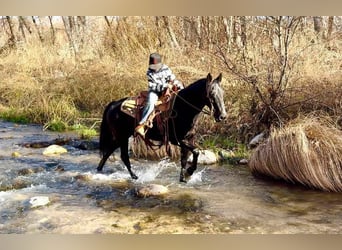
120,139,138,180
97,151,113,172
97,141,118,172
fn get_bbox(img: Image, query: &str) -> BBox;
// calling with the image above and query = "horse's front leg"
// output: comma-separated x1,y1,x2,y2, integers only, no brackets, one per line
179,140,199,182
120,138,138,180
180,146,190,182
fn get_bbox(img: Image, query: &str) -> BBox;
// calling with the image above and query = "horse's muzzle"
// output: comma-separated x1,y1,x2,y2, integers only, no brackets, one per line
215,113,227,122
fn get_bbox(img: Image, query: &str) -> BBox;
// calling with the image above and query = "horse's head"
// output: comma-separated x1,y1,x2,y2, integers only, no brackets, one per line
206,73,227,122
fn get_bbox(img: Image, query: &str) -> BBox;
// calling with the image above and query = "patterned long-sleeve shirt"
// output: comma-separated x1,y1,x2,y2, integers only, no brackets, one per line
146,64,183,93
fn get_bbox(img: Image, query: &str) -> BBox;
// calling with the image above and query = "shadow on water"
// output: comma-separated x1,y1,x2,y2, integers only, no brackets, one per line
1,120,342,233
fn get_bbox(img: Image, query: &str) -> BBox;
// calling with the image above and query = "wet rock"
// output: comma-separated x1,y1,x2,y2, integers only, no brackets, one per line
12,179,30,190
175,193,203,212
66,139,99,150
136,184,169,197
18,167,45,176
29,196,50,208
76,140,99,150
18,168,34,176
54,165,65,172
187,150,218,165
218,150,235,161
22,138,71,148
11,152,21,158
45,162,60,169
74,174,91,181
248,132,267,149
43,144,67,156
239,159,248,165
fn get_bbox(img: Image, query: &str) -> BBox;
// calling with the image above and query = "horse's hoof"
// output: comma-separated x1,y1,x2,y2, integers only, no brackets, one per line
97,167,103,172
131,174,138,180
180,174,190,183
179,178,187,183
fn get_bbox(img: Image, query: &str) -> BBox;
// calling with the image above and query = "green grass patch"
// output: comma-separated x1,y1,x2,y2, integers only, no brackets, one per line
43,119,68,132
70,123,98,139
0,109,30,124
200,134,250,164
200,135,238,151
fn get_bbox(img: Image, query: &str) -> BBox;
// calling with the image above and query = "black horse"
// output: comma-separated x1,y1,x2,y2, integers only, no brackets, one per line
97,73,227,182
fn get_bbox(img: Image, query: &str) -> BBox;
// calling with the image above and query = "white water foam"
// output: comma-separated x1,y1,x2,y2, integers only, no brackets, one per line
134,161,169,184
187,167,207,185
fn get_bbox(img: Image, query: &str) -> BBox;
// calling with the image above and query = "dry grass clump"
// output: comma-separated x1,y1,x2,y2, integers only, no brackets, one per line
249,117,342,192
130,137,180,160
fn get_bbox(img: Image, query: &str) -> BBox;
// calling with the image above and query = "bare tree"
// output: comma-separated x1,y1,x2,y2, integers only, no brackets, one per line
240,16,247,48
327,16,334,40
62,16,78,57
48,16,56,44
313,16,323,35
6,16,16,48
217,16,303,134
162,16,180,49
18,16,32,41
32,16,44,43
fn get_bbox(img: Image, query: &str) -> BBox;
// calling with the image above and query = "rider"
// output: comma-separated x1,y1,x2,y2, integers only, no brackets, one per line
135,52,184,137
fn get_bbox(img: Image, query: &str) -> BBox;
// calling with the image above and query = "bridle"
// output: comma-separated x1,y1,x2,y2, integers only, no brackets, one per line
169,86,219,117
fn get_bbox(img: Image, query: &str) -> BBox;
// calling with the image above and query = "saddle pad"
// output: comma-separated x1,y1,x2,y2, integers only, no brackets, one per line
120,90,174,118
121,97,139,118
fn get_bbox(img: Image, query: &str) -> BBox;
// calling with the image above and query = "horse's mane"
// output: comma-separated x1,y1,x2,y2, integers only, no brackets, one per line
179,77,206,96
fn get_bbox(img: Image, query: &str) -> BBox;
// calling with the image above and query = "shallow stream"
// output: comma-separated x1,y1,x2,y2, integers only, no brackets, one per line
1,120,342,234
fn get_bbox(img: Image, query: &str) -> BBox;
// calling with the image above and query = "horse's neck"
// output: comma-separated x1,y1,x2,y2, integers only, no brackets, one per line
175,81,207,122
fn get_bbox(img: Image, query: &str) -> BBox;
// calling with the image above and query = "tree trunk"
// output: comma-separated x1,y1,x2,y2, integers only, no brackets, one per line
18,17,27,41
231,16,237,45
313,16,323,34
155,16,163,48
240,16,247,49
162,16,180,49
223,17,231,50
62,16,78,57
48,16,56,44
18,16,33,41
6,16,16,48
104,16,115,40
327,16,334,40
32,16,44,43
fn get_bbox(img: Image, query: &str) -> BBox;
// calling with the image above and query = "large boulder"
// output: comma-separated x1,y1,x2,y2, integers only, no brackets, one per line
29,196,50,208
136,184,169,197
187,149,218,165
43,145,67,156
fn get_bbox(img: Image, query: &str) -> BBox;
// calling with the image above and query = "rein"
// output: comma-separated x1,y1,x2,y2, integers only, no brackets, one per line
170,89,212,116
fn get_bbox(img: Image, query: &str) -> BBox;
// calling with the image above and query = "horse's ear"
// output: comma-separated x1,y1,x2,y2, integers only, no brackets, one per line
206,73,212,83
216,73,222,83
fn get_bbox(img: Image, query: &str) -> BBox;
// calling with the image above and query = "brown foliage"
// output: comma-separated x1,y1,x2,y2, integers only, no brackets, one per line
0,16,341,144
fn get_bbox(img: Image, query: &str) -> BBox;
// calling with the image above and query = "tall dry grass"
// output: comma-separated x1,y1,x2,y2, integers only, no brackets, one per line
249,117,342,192
0,16,341,142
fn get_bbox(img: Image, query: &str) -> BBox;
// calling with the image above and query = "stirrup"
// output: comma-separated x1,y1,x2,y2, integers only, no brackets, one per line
135,124,146,138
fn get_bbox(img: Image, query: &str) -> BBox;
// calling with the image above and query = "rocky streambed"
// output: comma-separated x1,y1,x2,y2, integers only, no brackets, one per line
1,120,342,234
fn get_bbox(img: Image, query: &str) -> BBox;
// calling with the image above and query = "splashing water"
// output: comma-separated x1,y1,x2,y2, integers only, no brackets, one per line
187,167,207,185
134,158,178,184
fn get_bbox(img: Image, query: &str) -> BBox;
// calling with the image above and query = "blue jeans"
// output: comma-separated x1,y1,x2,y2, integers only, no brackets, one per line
139,91,159,125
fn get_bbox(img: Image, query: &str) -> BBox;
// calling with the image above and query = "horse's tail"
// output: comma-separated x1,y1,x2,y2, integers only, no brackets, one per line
99,100,123,157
